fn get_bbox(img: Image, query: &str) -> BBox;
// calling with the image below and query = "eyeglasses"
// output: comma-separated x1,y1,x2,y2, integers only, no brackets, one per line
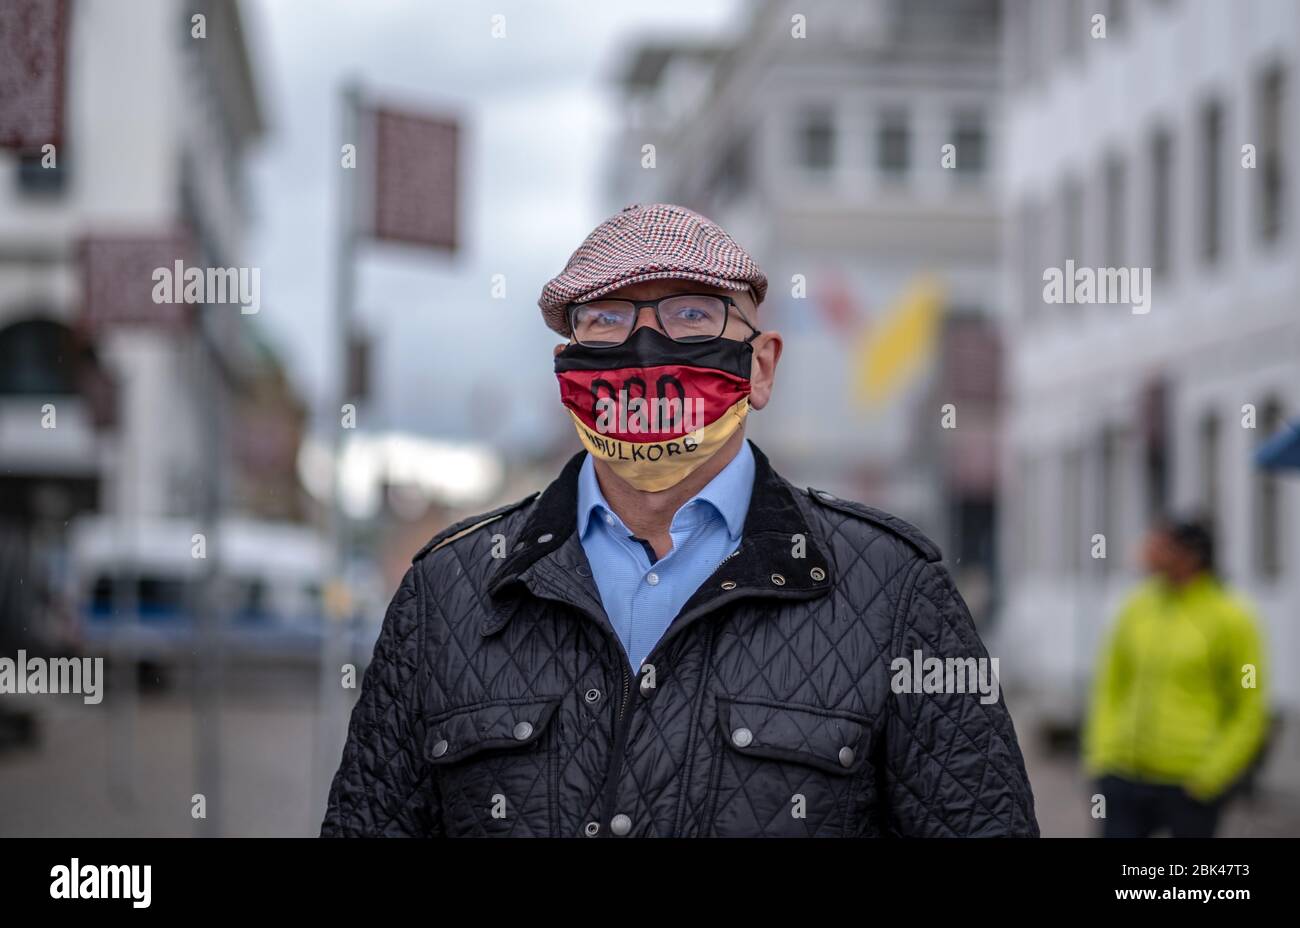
566,292,761,348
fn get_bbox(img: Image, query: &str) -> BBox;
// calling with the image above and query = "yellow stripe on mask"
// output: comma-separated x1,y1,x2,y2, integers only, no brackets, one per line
568,397,749,492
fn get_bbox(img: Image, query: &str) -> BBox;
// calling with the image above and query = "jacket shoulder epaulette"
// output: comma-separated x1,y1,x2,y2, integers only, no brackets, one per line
805,486,942,562
412,491,541,564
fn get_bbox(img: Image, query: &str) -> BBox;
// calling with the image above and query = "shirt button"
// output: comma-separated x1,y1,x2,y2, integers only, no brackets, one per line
610,814,632,836
646,572,660,586
604,514,615,526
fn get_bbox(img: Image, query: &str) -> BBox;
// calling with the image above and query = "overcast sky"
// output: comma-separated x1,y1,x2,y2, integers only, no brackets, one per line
243,0,742,455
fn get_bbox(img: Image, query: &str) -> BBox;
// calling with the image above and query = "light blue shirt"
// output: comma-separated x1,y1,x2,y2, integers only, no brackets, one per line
576,440,755,672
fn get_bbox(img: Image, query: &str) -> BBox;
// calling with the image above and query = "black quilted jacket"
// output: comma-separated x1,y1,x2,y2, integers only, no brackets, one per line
320,441,1039,837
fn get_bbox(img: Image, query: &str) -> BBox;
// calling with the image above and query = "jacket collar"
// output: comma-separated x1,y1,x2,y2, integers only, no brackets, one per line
483,440,833,638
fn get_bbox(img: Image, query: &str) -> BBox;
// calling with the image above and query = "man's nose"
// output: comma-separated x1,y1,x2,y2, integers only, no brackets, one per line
629,303,667,335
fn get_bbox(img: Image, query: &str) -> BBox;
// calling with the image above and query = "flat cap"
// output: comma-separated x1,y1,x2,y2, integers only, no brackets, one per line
538,202,768,336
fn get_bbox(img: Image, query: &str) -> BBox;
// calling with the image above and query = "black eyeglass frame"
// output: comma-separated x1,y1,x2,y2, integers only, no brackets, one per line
565,292,762,347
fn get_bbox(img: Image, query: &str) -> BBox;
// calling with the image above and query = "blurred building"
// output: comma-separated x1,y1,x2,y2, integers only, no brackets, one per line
0,0,302,649
998,0,1300,759
608,0,1005,600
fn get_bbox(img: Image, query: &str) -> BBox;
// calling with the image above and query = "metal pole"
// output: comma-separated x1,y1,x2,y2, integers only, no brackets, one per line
193,315,224,838
108,372,137,813
314,79,361,822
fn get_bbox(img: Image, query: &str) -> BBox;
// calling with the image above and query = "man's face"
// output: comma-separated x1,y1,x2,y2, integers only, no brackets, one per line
552,278,783,410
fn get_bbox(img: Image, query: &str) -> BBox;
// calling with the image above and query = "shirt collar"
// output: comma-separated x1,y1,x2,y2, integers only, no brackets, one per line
576,439,756,542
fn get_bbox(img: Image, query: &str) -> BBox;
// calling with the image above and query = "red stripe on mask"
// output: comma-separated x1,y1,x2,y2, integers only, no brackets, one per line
557,363,750,443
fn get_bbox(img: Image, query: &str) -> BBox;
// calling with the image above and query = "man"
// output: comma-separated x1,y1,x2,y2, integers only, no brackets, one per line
1084,517,1270,838
321,202,1039,837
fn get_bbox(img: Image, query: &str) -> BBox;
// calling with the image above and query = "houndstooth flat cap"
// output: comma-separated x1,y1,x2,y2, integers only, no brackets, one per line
538,202,768,336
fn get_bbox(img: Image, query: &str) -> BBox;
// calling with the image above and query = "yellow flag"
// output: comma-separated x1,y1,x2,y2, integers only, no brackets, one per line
851,275,944,408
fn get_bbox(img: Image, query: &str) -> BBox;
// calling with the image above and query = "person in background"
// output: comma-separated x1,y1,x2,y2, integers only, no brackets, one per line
1083,517,1270,838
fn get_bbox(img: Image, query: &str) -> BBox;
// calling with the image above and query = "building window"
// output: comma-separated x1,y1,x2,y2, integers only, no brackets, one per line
1017,198,1044,321
1199,411,1220,536
1256,63,1286,244
1063,447,1083,575
16,150,68,196
797,107,835,173
711,133,752,205
953,110,987,178
1255,398,1285,580
1200,98,1225,265
1103,152,1127,267
1142,379,1171,521
1107,0,1128,35
1060,174,1084,266
1006,0,1033,88
1024,454,1044,572
0,319,80,395
1099,427,1123,575
1150,127,1173,277
1063,0,1086,62
877,107,910,179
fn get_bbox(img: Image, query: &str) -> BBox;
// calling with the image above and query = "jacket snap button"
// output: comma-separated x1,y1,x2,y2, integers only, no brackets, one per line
432,739,449,758
513,721,534,741
770,573,786,586
810,567,826,582
577,564,591,577
720,580,737,590
584,688,601,703
584,821,600,837
537,533,554,543
731,727,753,748
818,490,836,501
838,746,855,768
610,814,632,836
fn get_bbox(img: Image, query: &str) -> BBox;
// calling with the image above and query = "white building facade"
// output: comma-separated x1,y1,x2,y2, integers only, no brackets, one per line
0,0,264,525
609,0,1006,588
0,0,269,654
998,0,1300,771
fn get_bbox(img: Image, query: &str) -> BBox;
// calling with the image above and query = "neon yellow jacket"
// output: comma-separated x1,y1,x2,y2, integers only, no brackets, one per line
1083,573,1269,801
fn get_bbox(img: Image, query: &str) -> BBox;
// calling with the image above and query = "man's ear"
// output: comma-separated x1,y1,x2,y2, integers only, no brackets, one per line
747,330,783,411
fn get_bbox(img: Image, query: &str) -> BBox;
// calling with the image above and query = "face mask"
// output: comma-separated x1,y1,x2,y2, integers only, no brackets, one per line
555,326,752,492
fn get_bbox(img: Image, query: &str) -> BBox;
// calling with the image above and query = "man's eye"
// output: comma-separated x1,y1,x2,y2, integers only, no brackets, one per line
669,306,711,324
593,312,624,326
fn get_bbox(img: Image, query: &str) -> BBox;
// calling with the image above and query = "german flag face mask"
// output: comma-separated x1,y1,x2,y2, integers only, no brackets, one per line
555,326,753,492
